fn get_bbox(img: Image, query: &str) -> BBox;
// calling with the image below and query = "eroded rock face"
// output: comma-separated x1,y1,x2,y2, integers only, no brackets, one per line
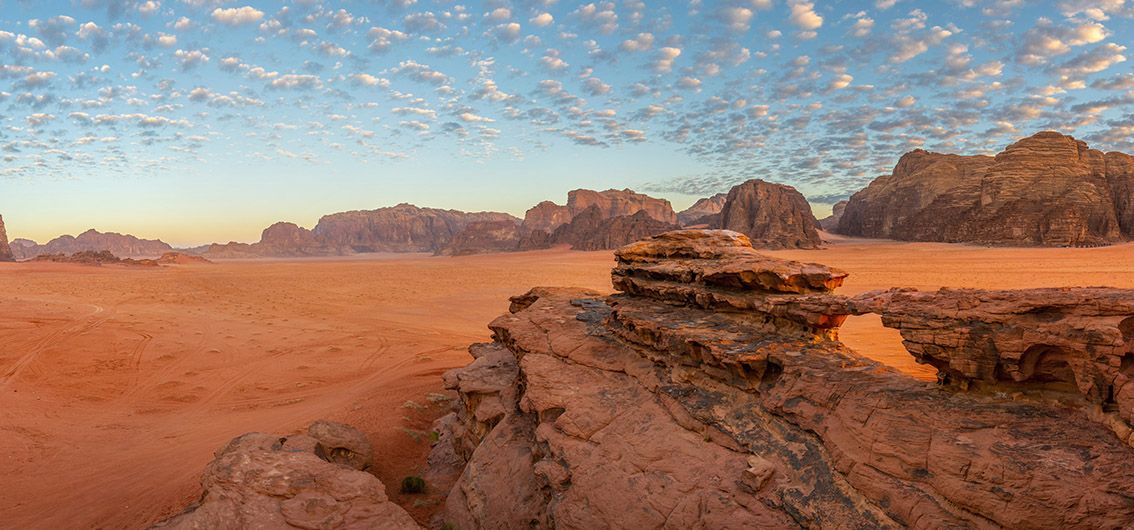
818,200,847,231
677,193,727,226
838,131,1134,246
439,220,522,256
429,229,1134,530
520,189,677,233
313,204,520,254
718,179,823,249
0,215,13,262
152,424,419,530
548,207,680,251
13,229,173,260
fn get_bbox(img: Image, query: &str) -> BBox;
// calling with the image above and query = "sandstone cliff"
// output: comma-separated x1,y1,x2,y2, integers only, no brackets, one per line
818,200,847,231
427,229,1134,529
520,189,677,233
0,215,13,262
838,131,1134,246
13,229,173,260
546,207,680,251
313,204,519,254
676,193,727,226
438,220,522,256
718,179,823,249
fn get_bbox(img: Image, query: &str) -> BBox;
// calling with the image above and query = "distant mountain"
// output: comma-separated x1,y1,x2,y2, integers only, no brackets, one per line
836,131,1134,246
11,229,173,260
819,200,847,231
676,193,727,226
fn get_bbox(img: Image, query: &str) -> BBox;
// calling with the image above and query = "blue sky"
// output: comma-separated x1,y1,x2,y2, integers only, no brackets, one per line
2,0,1133,246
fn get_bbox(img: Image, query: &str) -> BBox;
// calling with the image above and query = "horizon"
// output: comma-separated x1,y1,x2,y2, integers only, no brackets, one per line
4,0,1134,246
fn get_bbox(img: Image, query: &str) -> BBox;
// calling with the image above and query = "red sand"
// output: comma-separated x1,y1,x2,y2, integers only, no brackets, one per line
3,240,1134,528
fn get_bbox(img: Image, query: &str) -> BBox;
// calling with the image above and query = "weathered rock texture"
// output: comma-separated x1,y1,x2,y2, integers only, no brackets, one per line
153,422,419,530
13,229,174,260
838,131,1134,246
719,179,823,249
439,220,522,256
429,229,1134,529
547,207,680,251
677,193,727,226
520,189,678,234
0,215,13,262
819,200,847,231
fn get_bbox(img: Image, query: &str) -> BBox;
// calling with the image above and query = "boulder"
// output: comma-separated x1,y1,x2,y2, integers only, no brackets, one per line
152,425,420,530
718,179,823,249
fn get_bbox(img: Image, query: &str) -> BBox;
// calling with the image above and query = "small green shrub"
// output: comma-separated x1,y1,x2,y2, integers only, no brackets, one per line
400,475,427,494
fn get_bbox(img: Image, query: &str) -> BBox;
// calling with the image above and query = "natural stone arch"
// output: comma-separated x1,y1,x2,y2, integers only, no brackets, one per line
1011,344,1079,392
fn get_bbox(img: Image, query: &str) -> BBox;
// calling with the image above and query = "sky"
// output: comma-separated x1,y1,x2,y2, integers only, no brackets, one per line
2,0,1133,246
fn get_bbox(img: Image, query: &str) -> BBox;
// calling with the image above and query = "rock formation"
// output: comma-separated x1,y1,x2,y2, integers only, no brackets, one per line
676,193,727,226
718,179,823,249
12,229,173,260
156,252,213,265
153,421,419,529
439,220,522,256
427,229,1134,529
0,215,13,262
32,250,161,267
546,207,680,251
838,131,1134,246
818,200,847,231
309,204,519,254
520,189,678,234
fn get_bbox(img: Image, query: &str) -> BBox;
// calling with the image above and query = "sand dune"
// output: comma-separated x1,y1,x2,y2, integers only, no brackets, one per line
3,240,1134,528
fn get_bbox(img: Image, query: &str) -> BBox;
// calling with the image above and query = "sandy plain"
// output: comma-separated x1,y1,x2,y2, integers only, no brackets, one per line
3,236,1134,529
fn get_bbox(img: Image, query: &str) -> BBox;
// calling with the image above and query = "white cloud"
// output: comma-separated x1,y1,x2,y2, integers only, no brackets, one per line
530,13,554,27
211,6,265,26
459,112,495,122
653,47,682,72
620,33,654,52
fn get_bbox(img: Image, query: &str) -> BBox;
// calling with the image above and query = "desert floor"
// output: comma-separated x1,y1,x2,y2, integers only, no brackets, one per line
3,237,1134,529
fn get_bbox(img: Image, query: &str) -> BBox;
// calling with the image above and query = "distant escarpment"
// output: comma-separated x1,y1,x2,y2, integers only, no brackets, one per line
0,215,13,262
676,193,727,226
837,131,1134,246
520,188,678,233
12,229,173,260
819,200,847,231
425,229,1134,529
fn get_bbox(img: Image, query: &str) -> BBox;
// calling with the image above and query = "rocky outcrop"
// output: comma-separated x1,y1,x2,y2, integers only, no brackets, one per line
310,204,518,254
520,189,677,233
428,229,1134,529
818,200,847,231
153,421,419,530
32,250,161,267
677,193,727,226
156,252,213,265
546,207,680,251
13,229,173,260
838,131,1134,246
0,215,13,262
439,220,522,256
718,179,823,249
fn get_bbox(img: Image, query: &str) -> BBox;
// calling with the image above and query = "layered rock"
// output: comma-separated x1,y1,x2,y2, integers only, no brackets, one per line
0,214,13,262
838,131,1134,246
428,229,1134,529
153,421,419,530
676,193,727,226
520,189,678,233
312,204,519,254
13,229,173,260
546,207,680,251
718,179,823,249
818,200,847,231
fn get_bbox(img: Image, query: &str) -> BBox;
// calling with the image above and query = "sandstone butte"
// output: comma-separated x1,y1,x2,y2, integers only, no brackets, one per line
11,228,173,260
717,179,823,249
837,131,1134,246
675,192,727,226
158,229,1134,530
0,214,13,262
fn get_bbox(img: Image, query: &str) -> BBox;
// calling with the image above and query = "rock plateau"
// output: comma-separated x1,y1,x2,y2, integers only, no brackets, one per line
12,229,173,260
426,229,1134,529
837,131,1134,246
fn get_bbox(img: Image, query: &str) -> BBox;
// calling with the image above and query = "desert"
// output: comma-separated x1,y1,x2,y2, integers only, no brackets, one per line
3,235,1134,528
